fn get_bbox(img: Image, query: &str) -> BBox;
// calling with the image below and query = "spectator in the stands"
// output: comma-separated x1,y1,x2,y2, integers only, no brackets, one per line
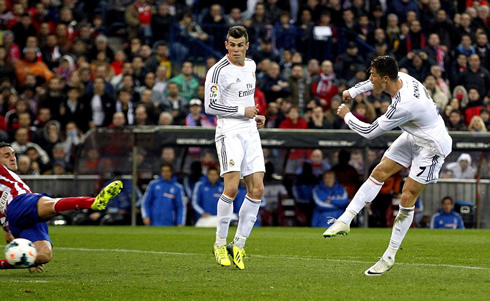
474,32,490,70
447,109,468,131
252,37,279,63
287,64,311,114
312,60,339,110
446,153,477,179
134,104,149,126
11,128,50,165
14,46,53,87
334,42,365,82
115,88,135,125
324,95,344,129
158,111,173,126
398,50,436,82
468,115,487,132
125,0,152,42
459,54,490,103
41,33,65,71
160,81,188,125
169,61,199,101
307,105,332,129
311,170,348,227
261,61,291,102
430,196,464,229
331,149,360,199
424,74,448,111
151,3,176,45
455,34,476,56
144,41,172,77
185,99,216,127
83,76,116,128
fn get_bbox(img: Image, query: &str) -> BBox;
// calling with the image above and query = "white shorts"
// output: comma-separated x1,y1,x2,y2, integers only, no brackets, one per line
384,132,445,184
216,131,265,178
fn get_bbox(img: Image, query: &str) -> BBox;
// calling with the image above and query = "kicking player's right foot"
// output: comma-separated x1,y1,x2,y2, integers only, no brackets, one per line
364,258,394,276
91,181,123,211
323,220,350,237
227,243,245,270
213,245,231,267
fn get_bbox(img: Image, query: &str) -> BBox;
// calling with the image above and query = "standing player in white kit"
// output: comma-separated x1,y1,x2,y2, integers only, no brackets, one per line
204,26,266,270
323,56,452,276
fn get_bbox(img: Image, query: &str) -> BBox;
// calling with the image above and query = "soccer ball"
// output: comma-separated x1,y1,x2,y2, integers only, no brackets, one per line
5,238,37,268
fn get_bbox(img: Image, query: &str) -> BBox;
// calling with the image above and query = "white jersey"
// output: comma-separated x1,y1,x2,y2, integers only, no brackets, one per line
345,72,452,157
205,55,257,140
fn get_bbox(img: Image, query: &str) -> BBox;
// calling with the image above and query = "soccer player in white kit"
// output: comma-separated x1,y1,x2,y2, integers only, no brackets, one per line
204,26,266,270
323,56,452,276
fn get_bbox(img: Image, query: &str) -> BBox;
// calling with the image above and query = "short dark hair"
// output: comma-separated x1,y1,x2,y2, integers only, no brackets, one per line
160,162,173,173
207,166,219,174
227,26,248,43
441,196,454,204
0,142,12,148
370,56,398,81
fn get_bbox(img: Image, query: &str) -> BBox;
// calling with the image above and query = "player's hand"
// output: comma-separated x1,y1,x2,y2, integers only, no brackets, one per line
143,217,151,226
29,264,44,273
337,103,351,119
89,212,102,221
342,90,353,103
244,106,259,118
255,115,266,128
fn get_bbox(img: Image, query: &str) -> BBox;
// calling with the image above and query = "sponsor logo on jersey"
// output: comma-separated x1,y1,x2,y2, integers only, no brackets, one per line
0,191,8,215
210,85,218,93
239,83,255,97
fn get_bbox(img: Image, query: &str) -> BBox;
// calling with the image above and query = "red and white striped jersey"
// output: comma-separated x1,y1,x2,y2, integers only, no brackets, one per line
0,164,32,218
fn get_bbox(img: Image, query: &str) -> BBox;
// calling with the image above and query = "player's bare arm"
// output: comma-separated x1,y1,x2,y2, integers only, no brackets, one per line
255,115,266,128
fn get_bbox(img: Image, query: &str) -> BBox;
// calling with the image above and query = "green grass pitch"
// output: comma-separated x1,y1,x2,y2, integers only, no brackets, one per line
3,226,490,300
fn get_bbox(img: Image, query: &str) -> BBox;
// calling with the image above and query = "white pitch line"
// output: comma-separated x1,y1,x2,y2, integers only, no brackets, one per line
56,247,490,271
9,280,50,283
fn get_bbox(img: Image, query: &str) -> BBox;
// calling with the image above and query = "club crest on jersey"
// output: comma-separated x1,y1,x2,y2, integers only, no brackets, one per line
229,159,235,166
210,85,218,93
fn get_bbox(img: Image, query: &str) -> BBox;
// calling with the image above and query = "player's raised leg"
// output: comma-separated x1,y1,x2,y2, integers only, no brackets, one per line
37,181,123,220
323,157,404,237
214,172,240,267
228,171,264,270
365,177,425,276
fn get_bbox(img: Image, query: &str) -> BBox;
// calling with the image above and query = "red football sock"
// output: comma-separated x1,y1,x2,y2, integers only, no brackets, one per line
53,197,95,213
0,259,14,269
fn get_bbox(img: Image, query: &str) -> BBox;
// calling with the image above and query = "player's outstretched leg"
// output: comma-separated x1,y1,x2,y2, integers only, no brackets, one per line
91,181,123,210
323,176,384,237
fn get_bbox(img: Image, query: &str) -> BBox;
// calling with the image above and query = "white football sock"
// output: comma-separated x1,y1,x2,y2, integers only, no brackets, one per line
383,205,415,264
234,195,261,248
215,193,234,246
338,176,384,225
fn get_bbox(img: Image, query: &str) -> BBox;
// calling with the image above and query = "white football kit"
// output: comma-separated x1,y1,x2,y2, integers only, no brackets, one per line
205,55,265,177
345,72,452,184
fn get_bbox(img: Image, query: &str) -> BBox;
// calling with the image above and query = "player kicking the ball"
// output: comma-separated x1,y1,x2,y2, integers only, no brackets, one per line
205,26,266,270
0,142,122,272
323,56,452,276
